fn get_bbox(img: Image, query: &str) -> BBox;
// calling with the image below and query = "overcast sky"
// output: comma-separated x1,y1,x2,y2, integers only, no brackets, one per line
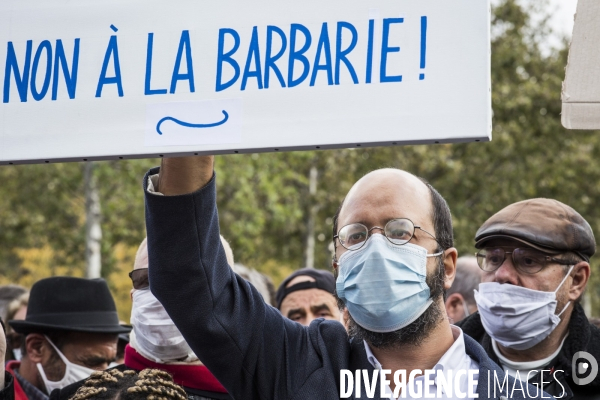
548,0,577,38
492,0,578,50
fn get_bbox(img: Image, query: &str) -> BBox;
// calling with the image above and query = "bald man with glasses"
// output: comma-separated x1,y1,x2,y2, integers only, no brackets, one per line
458,198,600,399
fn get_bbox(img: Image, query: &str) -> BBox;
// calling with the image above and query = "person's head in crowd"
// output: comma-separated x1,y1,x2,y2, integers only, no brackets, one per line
5,291,29,361
129,238,197,364
0,284,27,322
276,268,339,326
474,199,592,350
332,169,458,349
464,198,599,395
445,256,482,323
68,368,187,400
7,277,130,396
129,236,267,361
7,292,28,321
233,264,276,306
127,236,232,399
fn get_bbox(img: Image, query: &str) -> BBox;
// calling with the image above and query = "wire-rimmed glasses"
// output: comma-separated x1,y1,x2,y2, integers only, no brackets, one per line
334,218,439,251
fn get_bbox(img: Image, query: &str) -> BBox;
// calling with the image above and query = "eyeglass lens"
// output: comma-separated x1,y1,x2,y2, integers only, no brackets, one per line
338,219,414,250
476,248,553,274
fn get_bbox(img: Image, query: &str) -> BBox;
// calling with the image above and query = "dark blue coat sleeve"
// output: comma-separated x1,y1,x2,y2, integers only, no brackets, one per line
144,168,346,400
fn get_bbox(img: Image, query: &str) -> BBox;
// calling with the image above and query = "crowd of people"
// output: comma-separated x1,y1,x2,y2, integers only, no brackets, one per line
0,156,598,399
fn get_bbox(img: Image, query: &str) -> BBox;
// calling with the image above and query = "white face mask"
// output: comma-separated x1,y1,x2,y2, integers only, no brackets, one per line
130,289,196,363
37,336,96,394
474,265,574,350
336,237,442,333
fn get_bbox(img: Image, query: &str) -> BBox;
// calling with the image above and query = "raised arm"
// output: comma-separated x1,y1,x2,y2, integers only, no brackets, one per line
145,156,341,399
156,156,214,196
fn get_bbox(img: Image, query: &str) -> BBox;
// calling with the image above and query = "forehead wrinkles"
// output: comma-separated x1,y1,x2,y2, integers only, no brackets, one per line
338,169,433,229
282,289,336,309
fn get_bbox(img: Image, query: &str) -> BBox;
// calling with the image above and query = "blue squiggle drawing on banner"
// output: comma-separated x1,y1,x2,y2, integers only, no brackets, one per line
156,110,229,135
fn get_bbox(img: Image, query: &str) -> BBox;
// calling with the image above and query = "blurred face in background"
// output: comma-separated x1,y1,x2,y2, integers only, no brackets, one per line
13,305,27,320
6,295,28,361
279,276,340,326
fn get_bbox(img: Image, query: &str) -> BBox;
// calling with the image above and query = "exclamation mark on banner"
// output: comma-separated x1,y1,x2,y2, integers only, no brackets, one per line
419,16,427,80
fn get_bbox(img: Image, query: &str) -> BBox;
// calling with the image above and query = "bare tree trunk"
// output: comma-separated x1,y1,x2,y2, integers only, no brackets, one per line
304,166,318,269
84,162,102,279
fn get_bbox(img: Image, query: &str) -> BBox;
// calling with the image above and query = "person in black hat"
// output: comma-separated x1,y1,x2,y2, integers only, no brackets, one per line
6,277,130,400
275,268,340,326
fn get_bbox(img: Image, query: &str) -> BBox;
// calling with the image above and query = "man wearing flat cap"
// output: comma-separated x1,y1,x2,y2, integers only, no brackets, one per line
458,198,600,399
276,268,340,326
6,277,130,400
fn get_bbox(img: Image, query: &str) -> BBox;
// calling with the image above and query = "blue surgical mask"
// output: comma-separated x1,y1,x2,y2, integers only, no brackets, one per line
336,235,442,333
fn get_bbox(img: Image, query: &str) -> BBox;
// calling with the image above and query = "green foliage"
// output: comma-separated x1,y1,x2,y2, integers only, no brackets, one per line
0,0,598,315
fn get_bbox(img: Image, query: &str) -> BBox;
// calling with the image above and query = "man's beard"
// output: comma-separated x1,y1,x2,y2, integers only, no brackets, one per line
339,257,446,350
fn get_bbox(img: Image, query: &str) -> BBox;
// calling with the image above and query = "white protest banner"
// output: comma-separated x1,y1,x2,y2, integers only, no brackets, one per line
0,0,491,165
562,0,600,129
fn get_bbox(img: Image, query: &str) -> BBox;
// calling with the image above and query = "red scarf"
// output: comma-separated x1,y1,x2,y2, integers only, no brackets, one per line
6,361,28,400
124,345,227,393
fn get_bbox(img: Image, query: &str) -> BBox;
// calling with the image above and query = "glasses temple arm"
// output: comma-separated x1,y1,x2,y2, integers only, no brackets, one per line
415,226,445,251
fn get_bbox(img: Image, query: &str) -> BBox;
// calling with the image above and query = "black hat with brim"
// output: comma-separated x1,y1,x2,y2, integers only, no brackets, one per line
9,276,131,335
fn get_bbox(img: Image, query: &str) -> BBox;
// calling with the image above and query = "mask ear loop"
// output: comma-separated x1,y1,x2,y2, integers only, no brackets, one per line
36,335,71,388
554,265,575,317
44,335,70,365
462,300,471,318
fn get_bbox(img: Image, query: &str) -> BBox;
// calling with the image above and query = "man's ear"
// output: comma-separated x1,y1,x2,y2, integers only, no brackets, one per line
25,333,47,363
442,247,458,290
568,261,590,302
331,257,338,272
445,293,465,324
